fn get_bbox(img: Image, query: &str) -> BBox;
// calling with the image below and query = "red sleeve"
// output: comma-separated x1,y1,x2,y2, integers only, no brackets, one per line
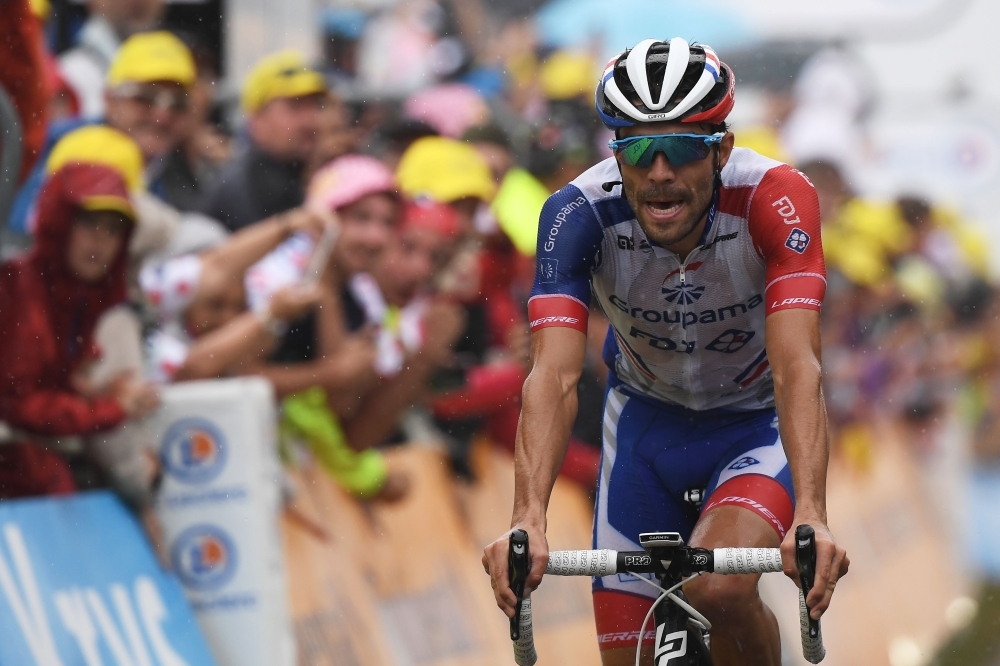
747,165,826,315
8,392,126,436
430,362,526,420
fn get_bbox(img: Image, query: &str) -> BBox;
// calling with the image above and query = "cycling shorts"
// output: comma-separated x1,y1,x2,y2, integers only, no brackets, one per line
591,383,795,650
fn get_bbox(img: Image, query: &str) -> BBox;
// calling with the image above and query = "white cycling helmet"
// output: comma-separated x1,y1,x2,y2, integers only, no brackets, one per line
595,38,735,130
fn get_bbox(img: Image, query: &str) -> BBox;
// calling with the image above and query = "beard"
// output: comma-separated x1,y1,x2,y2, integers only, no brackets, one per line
624,177,715,249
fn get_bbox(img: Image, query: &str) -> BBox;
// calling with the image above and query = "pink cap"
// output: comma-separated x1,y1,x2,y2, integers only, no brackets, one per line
403,83,490,138
306,154,397,212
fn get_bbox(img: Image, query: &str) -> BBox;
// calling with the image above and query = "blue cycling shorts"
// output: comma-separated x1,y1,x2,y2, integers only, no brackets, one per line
591,384,795,648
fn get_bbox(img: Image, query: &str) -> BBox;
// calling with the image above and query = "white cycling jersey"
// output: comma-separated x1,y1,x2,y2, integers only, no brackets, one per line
528,148,825,411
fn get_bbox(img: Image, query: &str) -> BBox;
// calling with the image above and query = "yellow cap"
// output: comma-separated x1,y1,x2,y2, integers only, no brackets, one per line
539,51,597,101
29,0,50,20
241,50,327,113
107,31,196,88
47,126,145,192
396,137,496,203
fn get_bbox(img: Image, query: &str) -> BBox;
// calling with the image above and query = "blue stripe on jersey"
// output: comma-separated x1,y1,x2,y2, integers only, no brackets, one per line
530,184,604,306
593,197,635,228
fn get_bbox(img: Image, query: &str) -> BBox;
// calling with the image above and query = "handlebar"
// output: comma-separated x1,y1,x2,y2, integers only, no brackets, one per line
507,530,825,665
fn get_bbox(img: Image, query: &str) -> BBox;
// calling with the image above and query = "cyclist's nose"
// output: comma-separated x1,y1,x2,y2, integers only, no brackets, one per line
647,151,677,182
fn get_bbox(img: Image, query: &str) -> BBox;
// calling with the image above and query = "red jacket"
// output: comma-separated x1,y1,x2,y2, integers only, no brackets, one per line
0,164,134,435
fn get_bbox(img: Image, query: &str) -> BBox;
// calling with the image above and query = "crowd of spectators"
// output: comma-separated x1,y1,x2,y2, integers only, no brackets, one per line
0,0,611,542
1,0,997,585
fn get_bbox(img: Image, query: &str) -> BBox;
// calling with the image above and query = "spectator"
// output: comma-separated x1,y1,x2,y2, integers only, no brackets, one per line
59,0,166,119
8,32,198,232
252,154,400,399
0,152,159,508
336,200,467,450
201,51,326,231
396,136,496,234
140,207,326,383
103,32,207,210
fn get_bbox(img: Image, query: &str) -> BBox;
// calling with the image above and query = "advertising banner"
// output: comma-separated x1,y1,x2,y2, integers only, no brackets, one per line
0,491,216,666
146,378,293,666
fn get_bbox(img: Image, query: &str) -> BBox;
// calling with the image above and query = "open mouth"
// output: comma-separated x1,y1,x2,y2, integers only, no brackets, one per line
645,200,685,219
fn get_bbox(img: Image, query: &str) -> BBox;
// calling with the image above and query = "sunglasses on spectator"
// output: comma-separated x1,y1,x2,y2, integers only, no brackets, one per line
608,132,725,168
113,84,189,114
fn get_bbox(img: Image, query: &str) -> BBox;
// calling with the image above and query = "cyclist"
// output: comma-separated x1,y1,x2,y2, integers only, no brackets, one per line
483,38,850,665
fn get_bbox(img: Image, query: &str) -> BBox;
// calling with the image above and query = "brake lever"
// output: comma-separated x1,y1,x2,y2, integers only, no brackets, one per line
508,529,530,641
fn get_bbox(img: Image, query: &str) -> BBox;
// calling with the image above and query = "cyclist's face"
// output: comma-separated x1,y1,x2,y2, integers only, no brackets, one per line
617,121,734,252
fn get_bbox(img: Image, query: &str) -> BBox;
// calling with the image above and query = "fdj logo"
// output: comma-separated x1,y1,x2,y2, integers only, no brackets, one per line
171,524,238,591
706,329,756,353
538,257,558,284
729,456,760,470
784,227,810,254
662,283,706,304
654,627,687,665
161,417,228,484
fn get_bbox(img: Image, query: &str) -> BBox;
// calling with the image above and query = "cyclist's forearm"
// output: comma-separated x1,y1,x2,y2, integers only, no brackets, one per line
511,366,579,528
773,355,829,518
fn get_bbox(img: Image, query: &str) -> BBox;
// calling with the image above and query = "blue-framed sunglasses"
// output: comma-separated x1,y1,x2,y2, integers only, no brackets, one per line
608,132,725,168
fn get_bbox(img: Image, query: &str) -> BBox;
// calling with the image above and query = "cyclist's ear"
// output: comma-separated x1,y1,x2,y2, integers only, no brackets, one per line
716,132,736,171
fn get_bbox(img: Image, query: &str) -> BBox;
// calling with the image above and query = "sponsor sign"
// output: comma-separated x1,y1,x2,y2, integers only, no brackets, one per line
148,378,293,666
0,492,216,666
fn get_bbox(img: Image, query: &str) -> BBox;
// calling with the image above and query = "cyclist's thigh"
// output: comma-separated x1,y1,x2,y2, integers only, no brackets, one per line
698,410,795,541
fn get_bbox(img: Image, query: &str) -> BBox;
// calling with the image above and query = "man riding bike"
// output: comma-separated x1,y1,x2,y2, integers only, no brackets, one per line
483,38,850,665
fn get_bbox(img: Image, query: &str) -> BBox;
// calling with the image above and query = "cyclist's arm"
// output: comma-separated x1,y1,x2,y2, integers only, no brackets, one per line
751,164,849,619
766,309,847,615
483,183,602,617
484,326,586,616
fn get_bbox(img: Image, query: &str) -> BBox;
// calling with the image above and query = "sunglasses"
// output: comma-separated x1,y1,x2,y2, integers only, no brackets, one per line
608,132,725,168
113,84,189,114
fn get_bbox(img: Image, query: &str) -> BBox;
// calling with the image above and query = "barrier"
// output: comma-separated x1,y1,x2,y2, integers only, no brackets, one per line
0,491,216,666
281,440,600,666
762,426,969,666
146,378,293,666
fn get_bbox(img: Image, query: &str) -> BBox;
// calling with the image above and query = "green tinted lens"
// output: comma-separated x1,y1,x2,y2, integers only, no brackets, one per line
662,137,712,167
614,135,715,168
621,137,655,167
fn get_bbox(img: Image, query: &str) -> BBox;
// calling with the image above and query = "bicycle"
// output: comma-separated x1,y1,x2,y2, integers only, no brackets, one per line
507,525,826,666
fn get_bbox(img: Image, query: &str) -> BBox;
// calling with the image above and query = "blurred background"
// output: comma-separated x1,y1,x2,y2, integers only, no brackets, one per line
1,0,999,665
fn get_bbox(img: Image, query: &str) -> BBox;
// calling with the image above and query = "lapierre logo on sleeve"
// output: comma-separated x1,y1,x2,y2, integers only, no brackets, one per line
543,196,587,252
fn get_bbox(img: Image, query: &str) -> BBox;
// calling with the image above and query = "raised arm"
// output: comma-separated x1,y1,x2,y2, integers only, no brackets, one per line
197,207,325,301
483,325,587,617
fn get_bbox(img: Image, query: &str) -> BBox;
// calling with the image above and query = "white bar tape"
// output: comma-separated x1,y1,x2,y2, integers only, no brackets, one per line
545,549,618,576
799,589,826,663
512,596,538,666
712,548,783,574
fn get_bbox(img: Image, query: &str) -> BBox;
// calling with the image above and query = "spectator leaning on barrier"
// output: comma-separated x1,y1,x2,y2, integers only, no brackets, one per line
140,206,326,384
0,130,160,508
59,0,166,119
201,51,327,231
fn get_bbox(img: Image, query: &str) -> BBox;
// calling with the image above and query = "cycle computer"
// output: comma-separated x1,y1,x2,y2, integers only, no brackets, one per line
638,532,685,550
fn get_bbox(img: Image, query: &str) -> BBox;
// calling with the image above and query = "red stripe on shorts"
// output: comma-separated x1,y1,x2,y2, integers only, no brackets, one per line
701,474,794,538
593,590,656,650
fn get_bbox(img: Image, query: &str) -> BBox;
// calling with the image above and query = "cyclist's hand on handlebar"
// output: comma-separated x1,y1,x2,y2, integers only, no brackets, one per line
781,517,850,620
482,522,549,618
